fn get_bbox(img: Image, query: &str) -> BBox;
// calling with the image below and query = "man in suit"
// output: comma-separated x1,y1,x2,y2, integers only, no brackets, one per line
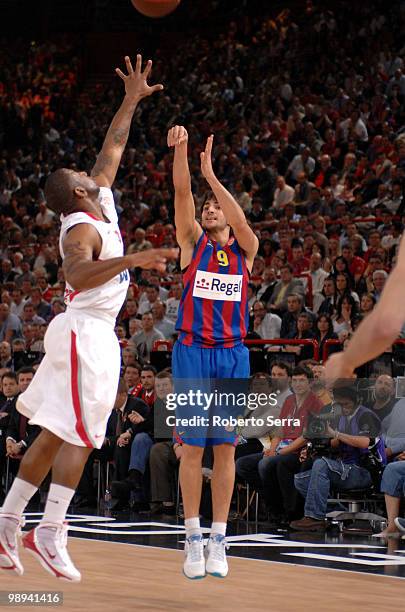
6,368,40,461
269,264,305,314
74,378,149,507
0,372,19,502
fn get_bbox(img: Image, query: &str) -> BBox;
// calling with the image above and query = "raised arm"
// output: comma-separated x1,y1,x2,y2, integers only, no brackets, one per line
167,126,202,267
325,233,405,379
91,55,163,188
200,135,259,270
62,224,178,291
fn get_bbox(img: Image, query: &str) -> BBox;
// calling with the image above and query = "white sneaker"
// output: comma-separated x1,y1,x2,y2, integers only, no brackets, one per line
0,513,25,576
183,534,205,579
205,534,229,578
22,522,81,582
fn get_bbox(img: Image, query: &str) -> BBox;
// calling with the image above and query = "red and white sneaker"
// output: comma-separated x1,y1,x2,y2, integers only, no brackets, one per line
0,512,25,576
22,522,81,582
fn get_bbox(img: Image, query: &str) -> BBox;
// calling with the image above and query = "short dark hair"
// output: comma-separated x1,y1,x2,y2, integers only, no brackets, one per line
2,371,17,382
333,384,357,403
44,168,76,214
124,362,142,375
199,190,218,214
270,361,292,376
156,370,172,380
292,365,313,379
17,366,35,379
141,365,157,375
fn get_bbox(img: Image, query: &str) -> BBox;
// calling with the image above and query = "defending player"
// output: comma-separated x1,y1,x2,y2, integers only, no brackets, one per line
168,126,258,579
0,55,177,582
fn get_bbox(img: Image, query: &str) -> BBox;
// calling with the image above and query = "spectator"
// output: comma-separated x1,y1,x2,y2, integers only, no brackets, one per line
372,269,388,301
165,283,183,322
269,264,305,313
280,293,306,338
131,312,164,362
272,176,295,210
123,363,142,394
251,300,281,342
151,301,175,339
291,384,383,532
314,314,339,360
0,304,22,343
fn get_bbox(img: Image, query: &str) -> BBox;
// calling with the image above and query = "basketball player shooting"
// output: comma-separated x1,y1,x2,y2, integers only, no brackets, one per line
168,126,258,579
0,54,177,582
325,232,405,380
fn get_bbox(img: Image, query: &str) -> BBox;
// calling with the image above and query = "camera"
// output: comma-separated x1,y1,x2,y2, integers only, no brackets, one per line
303,404,342,457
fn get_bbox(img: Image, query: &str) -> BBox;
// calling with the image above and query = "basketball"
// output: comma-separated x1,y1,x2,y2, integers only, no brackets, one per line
131,0,181,18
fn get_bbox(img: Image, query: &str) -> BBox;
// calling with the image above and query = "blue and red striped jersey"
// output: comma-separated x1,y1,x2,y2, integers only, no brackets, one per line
176,232,250,348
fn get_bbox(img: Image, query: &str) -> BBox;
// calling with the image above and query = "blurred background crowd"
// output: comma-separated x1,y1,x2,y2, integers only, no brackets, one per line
0,0,404,514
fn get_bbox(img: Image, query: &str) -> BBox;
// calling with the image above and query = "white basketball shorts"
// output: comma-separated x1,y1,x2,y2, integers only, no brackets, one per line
17,310,121,449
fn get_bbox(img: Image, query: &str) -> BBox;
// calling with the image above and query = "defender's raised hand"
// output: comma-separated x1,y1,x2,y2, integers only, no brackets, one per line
167,125,188,148
129,248,179,274
200,134,215,180
116,54,164,101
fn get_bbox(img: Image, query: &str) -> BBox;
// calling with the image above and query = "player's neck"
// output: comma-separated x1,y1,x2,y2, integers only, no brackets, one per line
206,226,230,247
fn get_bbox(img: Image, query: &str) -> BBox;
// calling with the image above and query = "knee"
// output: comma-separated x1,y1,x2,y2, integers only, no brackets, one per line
312,458,327,474
181,445,204,467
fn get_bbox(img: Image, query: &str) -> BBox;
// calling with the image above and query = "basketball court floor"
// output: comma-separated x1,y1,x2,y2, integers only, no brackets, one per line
4,510,405,611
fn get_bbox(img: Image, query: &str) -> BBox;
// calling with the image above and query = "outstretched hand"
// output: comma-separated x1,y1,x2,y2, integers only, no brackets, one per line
167,125,188,148
116,54,163,101
200,134,215,180
129,248,179,274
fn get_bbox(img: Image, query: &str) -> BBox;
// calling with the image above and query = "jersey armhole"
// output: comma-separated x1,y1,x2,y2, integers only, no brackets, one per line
60,222,104,260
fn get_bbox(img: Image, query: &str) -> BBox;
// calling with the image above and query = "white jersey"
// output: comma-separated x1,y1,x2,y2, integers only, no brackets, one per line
59,187,129,325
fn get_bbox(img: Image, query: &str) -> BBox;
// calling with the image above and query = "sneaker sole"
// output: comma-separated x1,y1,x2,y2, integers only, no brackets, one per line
182,570,206,580
0,538,24,576
206,571,227,578
22,533,81,583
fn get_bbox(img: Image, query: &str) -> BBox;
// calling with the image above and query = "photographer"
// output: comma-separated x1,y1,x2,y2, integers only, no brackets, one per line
290,384,385,532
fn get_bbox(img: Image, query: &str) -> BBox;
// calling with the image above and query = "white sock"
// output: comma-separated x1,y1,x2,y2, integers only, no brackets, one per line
185,516,201,539
40,484,75,526
210,522,227,537
1,477,38,518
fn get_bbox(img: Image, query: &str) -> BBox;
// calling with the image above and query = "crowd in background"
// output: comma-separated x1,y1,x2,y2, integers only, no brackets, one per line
0,0,405,517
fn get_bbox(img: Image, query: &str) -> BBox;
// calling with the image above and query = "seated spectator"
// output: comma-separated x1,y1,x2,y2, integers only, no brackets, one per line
309,253,329,312
20,303,46,326
130,365,157,407
371,269,388,301
335,272,360,304
269,264,305,313
111,375,156,510
0,342,12,369
291,384,383,532
314,313,339,360
341,244,366,283
280,293,306,338
149,371,180,515
138,284,161,316
284,312,315,361
121,346,139,370
372,377,405,460
333,295,360,337
151,301,175,339
318,276,339,317
290,241,310,276
123,363,142,394
29,287,52,321
0,303,22,343
251,300,281,342
165,283,183,322
236,365,322,523
360,293,377,317
375,459,405,537
130,312,164,362
256,267,277,304
0,371,19,500
272,176,295,210
6,368,41,469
